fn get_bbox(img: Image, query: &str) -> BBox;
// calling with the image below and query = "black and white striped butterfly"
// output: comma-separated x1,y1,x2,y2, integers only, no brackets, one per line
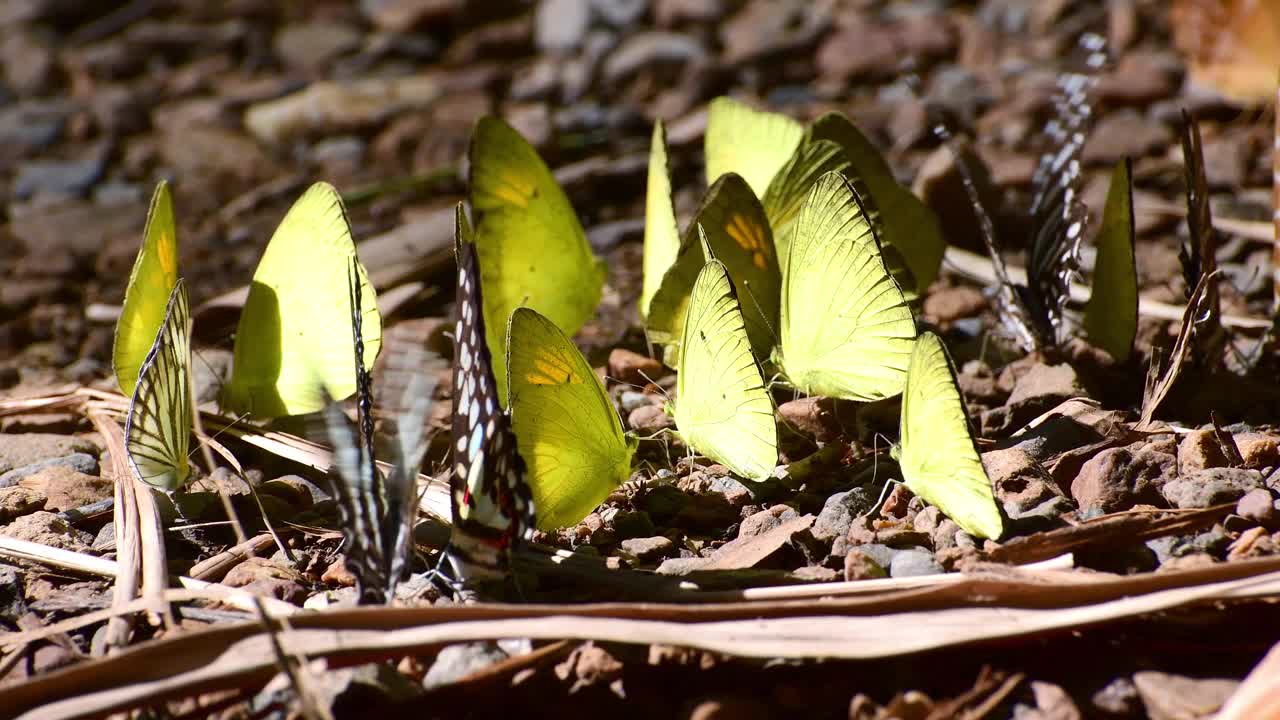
947,33,1108,353
447,204,535,588
324,258,431,605
124,278,193,493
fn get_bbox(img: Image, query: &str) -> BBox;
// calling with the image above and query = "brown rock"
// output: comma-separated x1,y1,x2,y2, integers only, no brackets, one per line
1095,51,1183,105
0,486,46,522
1007,363,1086,407
619,535,675,563
161,126,278,185
322,556,357,588
922,285,986,324
223,557,308,604
608,348,662,386
777,397,840,441
893,12,955,58
273,21,361,72
655,0,724,27
1178,428,1229,473
360,0,460,33
1226,526,1274,561
844,548,888,581
1201,131,1251,190
1072,443,1176,512
21,466,111,512
1159,552,1218,571
0,434,100,475
1235,433,1280,470
957,361,1004,406
1029,680,1082,720
983,447,1063,516
880,484,913,519
738,504,800,538
2,28,57,95
556,643,624,694
1132,671,1237,720
816,18,897,82
1235,488,1276,527
722,0,828,66
1083,109,1173,165
0,511,93,551
628,404,674,433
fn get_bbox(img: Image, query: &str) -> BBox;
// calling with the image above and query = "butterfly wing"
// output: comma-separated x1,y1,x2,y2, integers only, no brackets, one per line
222,182,381,418
673,255,777,482
647,174,780,366
324,258,422,605
1178,110,1226,363
507,308,636,530
1023,33,1107,349
808,112,945,294
450,206,535,580
761,138,849,265
469,116,605,406
895,332,1002,540
1083,159,1138,362
641,120,681,321
704,96,804,198
125,279,192,492
114,181,180,396
775,172,917,402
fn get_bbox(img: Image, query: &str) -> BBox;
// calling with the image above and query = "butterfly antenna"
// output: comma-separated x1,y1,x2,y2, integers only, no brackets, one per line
738,279,780,347
636,369,673,403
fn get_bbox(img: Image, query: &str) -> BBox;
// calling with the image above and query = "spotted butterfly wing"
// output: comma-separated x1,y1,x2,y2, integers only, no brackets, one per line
124,278,192,492
450,204,535,586
324,258,429,605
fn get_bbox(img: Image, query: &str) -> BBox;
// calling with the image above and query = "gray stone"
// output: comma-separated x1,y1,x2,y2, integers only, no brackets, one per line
0,564,25,617
602,31,707,84
1132,671,1238,720
510,57,561,102
889,549,943,578
0,437,99,477
274,21,361,71
0,101,68,167
92,522,115,552
535,0,592,53
13,142,108,200
423,642,510,689
1091,676,1141,717
1162,468,1262,509
811,488,875,543
849,543,895,568
591,0,647,26
618,535,673,563
619,391,652,414
0,452,98,488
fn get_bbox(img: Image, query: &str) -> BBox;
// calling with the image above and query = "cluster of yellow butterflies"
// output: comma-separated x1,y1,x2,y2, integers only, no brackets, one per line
112,94,1148,547
473,98,1013,541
